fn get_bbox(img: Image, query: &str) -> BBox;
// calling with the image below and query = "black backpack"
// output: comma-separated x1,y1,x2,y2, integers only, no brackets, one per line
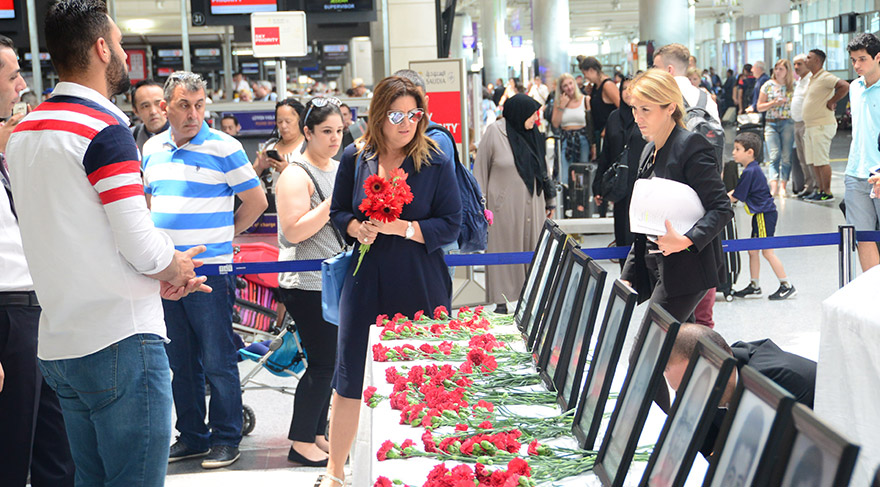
426,124,489,253
684,90,725,172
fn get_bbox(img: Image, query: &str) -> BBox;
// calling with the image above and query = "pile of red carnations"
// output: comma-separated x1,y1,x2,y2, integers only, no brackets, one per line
374,458,535,487
377,306,516,342
369,309,600,487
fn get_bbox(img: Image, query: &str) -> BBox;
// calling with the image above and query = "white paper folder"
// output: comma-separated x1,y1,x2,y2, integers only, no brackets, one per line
629,177,706,237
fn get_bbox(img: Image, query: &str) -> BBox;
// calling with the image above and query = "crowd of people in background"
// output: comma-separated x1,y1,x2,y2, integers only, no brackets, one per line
1,1,877,485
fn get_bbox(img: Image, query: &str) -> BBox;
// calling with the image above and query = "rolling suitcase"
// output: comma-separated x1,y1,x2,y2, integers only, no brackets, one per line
718,216,740,301
567,162,597,218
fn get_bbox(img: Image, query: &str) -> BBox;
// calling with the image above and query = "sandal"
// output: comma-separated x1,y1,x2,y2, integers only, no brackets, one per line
315,473,345,487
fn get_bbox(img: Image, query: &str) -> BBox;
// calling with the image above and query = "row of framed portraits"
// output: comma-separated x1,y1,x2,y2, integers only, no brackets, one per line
509,219,862,487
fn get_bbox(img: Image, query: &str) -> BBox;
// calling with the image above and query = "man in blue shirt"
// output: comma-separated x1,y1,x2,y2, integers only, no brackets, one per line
728,132,795,300
143,71,267,469
844,33,880,272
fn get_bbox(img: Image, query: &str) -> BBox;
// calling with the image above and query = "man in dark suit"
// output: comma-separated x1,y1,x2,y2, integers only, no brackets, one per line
663,323,816,455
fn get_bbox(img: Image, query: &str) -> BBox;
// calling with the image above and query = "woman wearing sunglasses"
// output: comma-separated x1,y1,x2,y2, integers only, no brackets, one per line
474,93,556,314
321,77,462,487
274,97,345,467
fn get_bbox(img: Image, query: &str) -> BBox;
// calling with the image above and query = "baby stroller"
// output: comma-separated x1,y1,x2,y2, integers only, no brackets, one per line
232,243,308,435
736,112,764,164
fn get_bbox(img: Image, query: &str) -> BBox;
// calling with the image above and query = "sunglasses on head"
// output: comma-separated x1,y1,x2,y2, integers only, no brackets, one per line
386,108,425,125
303,96,342,123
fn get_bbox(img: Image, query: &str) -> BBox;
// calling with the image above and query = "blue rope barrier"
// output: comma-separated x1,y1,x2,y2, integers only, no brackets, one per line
198,230,880,276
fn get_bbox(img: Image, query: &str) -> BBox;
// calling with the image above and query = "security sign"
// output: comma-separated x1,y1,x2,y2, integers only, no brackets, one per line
250,11,307,58
409,59,468,156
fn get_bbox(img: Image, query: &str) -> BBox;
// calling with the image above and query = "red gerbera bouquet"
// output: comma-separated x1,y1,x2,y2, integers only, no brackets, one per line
354,168,414,275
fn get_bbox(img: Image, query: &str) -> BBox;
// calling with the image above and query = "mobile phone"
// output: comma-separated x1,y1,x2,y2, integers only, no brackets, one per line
12,102,26,116
266,149,282,161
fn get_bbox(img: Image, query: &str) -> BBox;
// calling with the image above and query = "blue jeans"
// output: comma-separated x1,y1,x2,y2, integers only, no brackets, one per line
559,130,591,186
38,334,172,487
765,118,794,181
163,274,241,450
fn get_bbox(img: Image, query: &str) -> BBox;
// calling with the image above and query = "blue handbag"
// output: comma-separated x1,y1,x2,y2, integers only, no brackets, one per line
321,249,353,325
320,153,363,325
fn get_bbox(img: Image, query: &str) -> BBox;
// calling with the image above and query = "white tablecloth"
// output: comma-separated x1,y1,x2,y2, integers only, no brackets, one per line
351,325,708,487
815,267,880,487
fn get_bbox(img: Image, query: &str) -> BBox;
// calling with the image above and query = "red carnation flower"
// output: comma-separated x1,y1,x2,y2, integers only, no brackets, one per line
376,440,394,461
414,310,426,321
433,306,449,320
507,457,531,477
373,476,392,487
363,386,377,404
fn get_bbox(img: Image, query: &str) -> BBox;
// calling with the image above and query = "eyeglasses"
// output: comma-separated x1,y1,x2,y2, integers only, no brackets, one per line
386,108,425,125
303,96,342,123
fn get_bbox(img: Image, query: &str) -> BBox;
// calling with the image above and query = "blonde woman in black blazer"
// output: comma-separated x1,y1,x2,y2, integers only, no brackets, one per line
621,69,733,322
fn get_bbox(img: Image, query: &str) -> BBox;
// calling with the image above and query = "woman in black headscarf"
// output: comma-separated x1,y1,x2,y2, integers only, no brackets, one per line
593,76,645,262
475,94,556,313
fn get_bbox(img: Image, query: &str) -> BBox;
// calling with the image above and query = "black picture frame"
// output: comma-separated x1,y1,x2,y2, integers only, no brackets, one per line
768,402,860,487
549,258,608,410
873,465,880,487
572,279,638,450
701,366,797,487
536,248,595,390
639,338,738,487
594,304,681,487
521,226,567,349
514,219,556,331
530,237,579,366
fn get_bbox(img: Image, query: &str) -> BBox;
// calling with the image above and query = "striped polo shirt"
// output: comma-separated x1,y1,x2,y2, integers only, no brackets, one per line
7,82,176,360
143,121,260,264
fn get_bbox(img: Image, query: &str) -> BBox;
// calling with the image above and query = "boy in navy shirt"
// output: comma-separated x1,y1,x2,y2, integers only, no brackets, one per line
728,132,797,300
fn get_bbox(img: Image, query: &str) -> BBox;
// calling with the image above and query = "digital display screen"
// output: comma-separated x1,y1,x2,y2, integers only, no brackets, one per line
0,0,13,19
210,0,277,15
304,0,372,13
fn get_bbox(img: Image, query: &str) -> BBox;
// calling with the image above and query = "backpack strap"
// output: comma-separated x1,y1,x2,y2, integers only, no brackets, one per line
697,89,708,110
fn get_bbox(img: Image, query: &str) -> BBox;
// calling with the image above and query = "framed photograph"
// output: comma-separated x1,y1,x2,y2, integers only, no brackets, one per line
768,403,859,487
572,279,638,450
514,219,556,330
521,226,567,349
530,237,579,367
536,248,601,392
639,338,738,487
701,366,796,487
550,258,608,410
594,304,681,487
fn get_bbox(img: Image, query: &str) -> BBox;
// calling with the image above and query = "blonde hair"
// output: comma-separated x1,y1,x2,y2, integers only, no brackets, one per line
774,59,794,92
686,68,702,83
357,76,437,171
629,69,687,129
555,72,584,103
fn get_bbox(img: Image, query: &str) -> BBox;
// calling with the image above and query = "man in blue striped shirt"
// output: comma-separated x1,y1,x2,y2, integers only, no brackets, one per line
143,71,267,469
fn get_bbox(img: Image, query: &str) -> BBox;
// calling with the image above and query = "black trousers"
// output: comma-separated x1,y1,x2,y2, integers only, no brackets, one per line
278,288,338,443
0,304,75,487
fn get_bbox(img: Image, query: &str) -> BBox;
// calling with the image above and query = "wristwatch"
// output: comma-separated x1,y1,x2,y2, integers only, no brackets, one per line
404,221,415,240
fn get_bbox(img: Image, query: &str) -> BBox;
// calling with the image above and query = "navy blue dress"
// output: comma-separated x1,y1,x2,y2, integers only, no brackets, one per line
329,142,461,399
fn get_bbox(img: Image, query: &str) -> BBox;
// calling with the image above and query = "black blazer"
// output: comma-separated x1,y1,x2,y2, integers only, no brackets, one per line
621,126,733,299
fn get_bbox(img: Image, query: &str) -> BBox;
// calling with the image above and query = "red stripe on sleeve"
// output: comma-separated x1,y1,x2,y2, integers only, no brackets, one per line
87,160,142,185
98,184,145,205
14,119,99,139
34,101,119,126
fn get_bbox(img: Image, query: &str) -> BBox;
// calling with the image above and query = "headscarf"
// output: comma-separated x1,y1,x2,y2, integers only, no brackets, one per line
503,94,548,196
618,79,635,129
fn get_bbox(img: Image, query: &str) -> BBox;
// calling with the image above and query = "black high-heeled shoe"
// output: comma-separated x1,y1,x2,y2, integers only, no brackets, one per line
287,447,328,467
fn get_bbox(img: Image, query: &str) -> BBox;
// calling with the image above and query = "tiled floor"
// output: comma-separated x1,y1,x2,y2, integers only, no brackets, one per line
165,129,856,486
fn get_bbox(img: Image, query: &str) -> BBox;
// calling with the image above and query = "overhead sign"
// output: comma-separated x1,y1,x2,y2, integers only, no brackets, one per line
250,11,307,58
408,59,469,159
211,0,276,15
125,49,147,84
0,0,12,19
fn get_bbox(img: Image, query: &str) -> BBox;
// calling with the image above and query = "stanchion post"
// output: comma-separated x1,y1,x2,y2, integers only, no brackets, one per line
839,225,856,288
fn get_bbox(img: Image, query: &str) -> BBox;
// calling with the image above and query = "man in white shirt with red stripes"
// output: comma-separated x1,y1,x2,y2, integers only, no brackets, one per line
6,2,209,485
